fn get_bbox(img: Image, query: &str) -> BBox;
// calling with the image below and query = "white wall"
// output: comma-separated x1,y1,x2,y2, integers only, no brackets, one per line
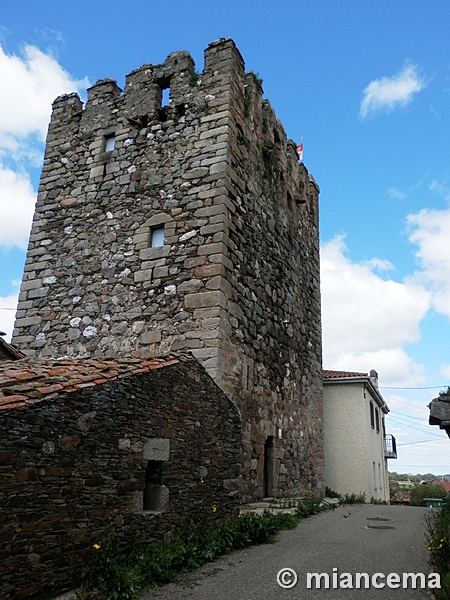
323,381,390,502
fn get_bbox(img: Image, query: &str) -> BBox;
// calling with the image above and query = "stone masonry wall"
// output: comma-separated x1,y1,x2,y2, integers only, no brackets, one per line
222,70,323,498
12,38,324,501
0,357,241,600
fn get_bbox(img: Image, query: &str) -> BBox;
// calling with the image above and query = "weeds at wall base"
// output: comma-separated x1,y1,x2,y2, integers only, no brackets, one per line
77,498,325,599
426,502,450,600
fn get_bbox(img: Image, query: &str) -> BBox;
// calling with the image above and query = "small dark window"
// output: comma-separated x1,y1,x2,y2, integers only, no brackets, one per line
151,226,164,248
175,104,186,118
375,408,380,433
370,401,375,429
144,461,167,512
287,192,296,237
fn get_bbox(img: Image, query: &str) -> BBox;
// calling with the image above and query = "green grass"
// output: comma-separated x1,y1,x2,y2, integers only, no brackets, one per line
77,498,325,599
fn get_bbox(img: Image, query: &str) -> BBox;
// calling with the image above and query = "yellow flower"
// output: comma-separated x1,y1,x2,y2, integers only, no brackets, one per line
212,504,217,513
93,544,101,550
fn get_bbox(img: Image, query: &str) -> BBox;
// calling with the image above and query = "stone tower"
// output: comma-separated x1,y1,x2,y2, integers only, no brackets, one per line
13,39,324,501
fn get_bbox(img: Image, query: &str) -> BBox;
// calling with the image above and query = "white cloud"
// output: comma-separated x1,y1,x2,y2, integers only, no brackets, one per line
429,178,450,202
320,235,430,384
407,207,450,318
0,293,19,341
0,44,89,250
0,166,36,248
327,348,426,388
360,63,425,119
363,257,394,271
0,44,89,149
386,186,407,201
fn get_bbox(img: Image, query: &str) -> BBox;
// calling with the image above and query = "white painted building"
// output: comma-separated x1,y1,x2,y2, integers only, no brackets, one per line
322,369,397,503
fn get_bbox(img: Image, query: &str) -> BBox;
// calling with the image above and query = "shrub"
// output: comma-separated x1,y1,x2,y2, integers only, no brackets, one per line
410,483,446,507
78,530,141,600
78,497,326,598
426,502,450,600
341,492,366,504
325,486,340,499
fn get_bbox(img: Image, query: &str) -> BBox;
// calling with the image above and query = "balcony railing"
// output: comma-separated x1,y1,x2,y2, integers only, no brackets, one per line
384,434,397,459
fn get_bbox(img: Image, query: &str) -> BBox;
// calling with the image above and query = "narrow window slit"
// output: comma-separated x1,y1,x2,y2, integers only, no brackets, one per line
143,460,167,512
151,226,165,248
161,87,170,107
105,135,116,152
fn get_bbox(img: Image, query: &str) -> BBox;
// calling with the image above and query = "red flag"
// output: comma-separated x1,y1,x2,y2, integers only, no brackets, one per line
297,139,304,161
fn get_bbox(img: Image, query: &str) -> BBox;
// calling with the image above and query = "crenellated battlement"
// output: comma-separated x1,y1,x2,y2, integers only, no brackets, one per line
13,39,323,503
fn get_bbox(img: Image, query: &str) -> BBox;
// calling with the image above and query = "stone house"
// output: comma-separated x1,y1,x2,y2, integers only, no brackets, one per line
322,369,397,503
0,353,241,600
12,38,324,502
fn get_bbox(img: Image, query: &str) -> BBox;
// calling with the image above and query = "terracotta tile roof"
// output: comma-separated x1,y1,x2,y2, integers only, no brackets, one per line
0,353,191,411
433,480,450,493
323,370,368,380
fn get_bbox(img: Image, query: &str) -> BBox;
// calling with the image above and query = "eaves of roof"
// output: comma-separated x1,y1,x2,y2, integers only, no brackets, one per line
323,369,389,414
0,337,26,360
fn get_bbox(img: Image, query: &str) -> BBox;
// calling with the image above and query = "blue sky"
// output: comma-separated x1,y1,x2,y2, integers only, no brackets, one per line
1,1,449,475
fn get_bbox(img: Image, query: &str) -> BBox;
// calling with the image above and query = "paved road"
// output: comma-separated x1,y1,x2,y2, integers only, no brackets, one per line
142,504,436,599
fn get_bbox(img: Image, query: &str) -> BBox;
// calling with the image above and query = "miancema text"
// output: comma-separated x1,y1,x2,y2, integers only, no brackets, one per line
307,569,440,590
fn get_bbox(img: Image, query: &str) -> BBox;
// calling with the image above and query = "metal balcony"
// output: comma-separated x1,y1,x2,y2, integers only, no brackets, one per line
384,434,397,459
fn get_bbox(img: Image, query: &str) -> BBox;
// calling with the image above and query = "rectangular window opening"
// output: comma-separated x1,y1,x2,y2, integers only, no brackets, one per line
375,408,380,433
161,87,170,107
370,401,375,429
105,135,116,152
143,460,167,512
287,192,297,236
151,226,165,248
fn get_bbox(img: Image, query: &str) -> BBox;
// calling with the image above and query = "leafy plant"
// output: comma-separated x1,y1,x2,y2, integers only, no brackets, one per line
370,497,387,505
426,502,450,600
296,496,322,517
341,492,366,504
78,530,141,600
325,486,341,499
188,70,200,87
324,488,366,504
410,483,446,507
78,498,328,599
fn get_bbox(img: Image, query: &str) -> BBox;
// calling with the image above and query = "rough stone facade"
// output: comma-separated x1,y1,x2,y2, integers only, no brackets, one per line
12,38,324,501
429,392,450,438
0,354,241,600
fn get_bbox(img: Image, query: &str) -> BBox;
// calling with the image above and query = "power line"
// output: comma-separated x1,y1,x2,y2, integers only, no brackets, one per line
390,410,426,422
383,393,430,407
381,385,447,390
394,465,450,468
388,416,444,437
0,307,16,311
397,438,447,447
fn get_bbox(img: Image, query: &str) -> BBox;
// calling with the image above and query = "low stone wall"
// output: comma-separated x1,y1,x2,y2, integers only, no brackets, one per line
0,356,242,599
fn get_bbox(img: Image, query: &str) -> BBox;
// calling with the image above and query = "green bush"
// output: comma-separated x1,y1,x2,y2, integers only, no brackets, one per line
78,498,325,599
341,492,366,504
325,486,340,499
324,488,366,504
78,530,141,600
410,483,447,507
426,502,450,600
